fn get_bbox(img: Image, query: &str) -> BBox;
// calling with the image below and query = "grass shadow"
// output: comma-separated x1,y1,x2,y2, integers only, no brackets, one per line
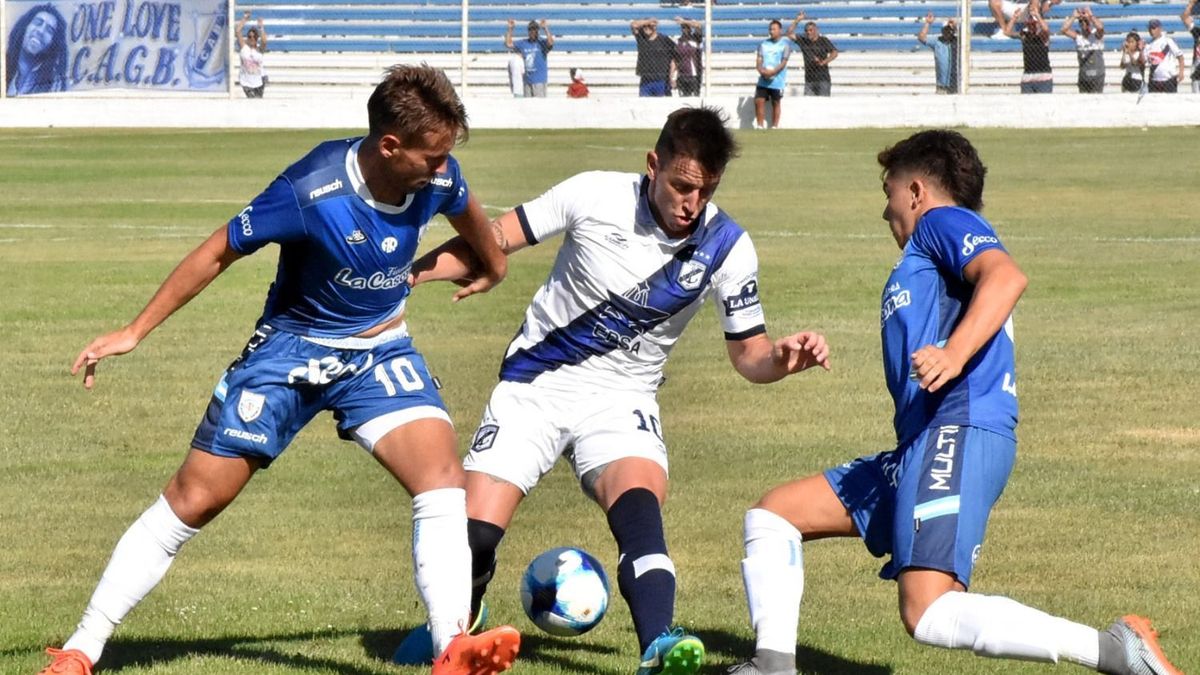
697,627,893,675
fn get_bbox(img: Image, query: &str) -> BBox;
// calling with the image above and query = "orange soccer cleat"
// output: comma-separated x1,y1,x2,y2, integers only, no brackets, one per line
432,625,520,675
37,648,93,675
1111,615,1185,675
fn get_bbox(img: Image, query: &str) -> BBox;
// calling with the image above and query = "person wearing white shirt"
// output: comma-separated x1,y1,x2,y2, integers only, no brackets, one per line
1143,18,1186,92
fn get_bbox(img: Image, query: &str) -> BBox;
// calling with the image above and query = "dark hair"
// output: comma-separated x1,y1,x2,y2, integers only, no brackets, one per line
769,19,783,29
877,129,986,212
367,64,469,143
655,107,740,176
5,4,68,95
1126,30,1141,41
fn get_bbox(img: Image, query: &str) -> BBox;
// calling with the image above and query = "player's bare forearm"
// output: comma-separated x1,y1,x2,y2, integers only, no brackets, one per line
447,196,508,285
128,225,242,341
73,225,240,388
410,237,477,287
727,331,830,384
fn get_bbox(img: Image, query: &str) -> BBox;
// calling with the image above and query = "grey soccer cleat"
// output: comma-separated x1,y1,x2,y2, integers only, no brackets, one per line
1107,615,1183,675
724,654,796,675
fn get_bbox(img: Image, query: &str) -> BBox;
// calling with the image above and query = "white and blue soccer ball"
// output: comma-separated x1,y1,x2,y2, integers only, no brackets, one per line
520,546,610,636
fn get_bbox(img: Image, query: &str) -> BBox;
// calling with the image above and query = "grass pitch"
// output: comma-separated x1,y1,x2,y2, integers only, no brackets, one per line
1,126,1197,674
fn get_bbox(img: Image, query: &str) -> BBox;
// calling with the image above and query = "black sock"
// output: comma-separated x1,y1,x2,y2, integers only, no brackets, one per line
467,518,505,620
606,488,675,653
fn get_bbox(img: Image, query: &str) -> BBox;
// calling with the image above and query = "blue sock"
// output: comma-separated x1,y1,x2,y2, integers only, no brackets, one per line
606,488,676,653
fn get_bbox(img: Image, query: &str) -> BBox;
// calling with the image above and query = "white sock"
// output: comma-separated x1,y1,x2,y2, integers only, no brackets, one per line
411,487,470,656
64,495,199,664
741,508,804,656
914,591,1100,668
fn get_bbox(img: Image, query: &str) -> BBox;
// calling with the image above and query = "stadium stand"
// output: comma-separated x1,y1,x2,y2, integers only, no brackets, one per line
233,0,1193,95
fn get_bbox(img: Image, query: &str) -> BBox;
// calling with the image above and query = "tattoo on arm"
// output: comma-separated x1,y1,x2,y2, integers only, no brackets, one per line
492,221,509,252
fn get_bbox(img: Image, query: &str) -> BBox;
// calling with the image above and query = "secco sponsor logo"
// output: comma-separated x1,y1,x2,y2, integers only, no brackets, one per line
308,178,344,200
961,232,999,256
430,175,453,188
237,205,254,237
223,428,269,445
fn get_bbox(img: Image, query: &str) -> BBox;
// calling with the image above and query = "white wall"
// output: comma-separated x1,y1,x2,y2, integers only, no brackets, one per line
0,92,1197,129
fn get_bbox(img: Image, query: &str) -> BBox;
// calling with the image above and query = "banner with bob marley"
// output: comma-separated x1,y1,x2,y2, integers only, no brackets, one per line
5,0,228,95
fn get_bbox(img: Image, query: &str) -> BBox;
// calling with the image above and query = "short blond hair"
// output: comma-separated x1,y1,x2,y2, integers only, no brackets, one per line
367,64,469,143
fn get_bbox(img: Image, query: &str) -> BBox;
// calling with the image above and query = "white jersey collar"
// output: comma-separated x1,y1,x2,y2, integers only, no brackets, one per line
346,139,415,215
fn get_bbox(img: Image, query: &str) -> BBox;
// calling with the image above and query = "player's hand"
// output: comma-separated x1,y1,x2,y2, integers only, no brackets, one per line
71,327,140,390
507,18,515,28
925,11,935,24
773,331,831,375
451,270,502,302
539,19,548,28
909,343,964,393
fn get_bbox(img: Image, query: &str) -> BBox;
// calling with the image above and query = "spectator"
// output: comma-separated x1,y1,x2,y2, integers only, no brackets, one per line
1060,7,1105,93
787,12,838,96
506,19,554,97
755,19,792,129
986,0,1061,38
1181,0,1200,92
675,17,704,96
631,18,677,96
917,13,959,94
567,68,590,98
236,11,268,98
1144,18,1185,92
1004,7,1053,93
4,3,68,96
1120,31,1147,92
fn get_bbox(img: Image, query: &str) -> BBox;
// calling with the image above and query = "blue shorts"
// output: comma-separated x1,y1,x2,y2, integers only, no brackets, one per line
823,425,1016,587
191,325,448,466
639,79,669,97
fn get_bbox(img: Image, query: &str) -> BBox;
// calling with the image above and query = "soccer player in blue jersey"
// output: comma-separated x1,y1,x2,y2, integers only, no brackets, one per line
394,107,832,675
724,130,1182,675
40,65,520,675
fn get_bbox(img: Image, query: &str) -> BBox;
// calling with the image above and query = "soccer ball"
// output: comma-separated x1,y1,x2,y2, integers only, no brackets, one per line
520,546,610,636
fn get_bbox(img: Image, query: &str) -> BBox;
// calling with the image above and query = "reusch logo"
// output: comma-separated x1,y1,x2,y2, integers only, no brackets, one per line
309,178,344,200
430,175,453,188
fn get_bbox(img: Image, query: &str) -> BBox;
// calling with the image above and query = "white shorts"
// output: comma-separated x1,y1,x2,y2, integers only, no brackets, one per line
462,380,668,494
998,0,1027,18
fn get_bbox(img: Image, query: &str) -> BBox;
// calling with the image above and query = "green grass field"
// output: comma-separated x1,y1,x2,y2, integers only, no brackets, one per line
1,126,1197,675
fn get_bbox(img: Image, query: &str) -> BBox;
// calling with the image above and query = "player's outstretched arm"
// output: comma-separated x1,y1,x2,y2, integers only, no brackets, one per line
725,331,831,384
71,225,243,389
910,248,1026,393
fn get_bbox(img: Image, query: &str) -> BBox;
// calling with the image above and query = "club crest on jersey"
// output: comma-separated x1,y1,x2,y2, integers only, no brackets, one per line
237,391,266,422
677,260,707,291
381,237,398,253
471,424,499,452
345,229,367,245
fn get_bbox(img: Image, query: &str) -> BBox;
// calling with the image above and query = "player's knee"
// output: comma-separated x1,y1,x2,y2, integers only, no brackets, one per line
162,481,227,528
899,589,945,638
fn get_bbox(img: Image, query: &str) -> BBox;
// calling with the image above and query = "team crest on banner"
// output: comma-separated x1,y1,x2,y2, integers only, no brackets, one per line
237,390,265,422
677,260,707,291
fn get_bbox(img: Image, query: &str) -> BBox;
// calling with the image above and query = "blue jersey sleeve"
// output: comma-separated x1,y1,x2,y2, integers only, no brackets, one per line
911,207,1007,281
227,176,306,255
438,157,471,218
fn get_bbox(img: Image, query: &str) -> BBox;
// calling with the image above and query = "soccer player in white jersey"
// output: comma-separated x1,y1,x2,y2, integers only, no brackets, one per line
723,130,1182,675
397,107,831,675
39,65,521,675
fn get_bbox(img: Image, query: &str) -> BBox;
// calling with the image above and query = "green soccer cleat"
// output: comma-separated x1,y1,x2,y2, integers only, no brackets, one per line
635,627,705,675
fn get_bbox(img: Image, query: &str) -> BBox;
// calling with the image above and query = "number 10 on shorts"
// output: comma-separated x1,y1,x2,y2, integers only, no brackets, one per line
633,409,663,440
374,357,425,396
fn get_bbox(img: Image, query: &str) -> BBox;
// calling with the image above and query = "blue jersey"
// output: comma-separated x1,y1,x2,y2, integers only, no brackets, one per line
227,138,470,338
880,206,1018,444
757,38,791,90
515,38,551,84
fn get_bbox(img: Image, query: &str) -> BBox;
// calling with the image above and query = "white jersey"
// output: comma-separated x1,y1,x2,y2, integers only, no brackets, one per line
499,171,766,393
